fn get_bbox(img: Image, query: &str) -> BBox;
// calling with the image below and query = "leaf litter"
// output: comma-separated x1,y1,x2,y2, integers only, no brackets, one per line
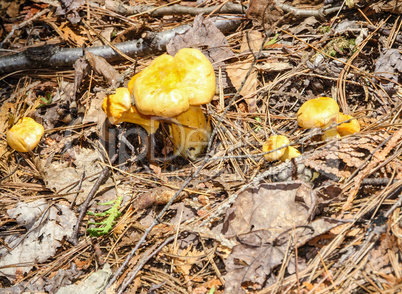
0,0,402,293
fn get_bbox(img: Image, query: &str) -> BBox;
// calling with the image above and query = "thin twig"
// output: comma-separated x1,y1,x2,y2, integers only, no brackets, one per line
275,1,342,18
0,16,242,74
69,154,118,246
117,236,175,293
70,171,86,209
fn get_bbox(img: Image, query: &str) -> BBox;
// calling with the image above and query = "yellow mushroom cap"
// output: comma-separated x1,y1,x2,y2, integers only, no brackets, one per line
127,72,139,97
132,48,216,117
170,105,211,160
263,135,290,161
337,113,360,136
102,87,159,134
102,87,131,125
7,117,44,152
297,97,340,129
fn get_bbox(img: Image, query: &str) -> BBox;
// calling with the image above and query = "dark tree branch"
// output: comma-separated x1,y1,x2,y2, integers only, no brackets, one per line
105,0,247,17
0,16,243,75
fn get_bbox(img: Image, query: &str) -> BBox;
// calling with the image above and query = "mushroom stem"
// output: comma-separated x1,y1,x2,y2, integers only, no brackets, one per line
119,106,160,134
170,106,211,160
280,146,301,161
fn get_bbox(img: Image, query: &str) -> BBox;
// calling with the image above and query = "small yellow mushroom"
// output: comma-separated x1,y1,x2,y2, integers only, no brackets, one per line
322,113,361,140
7,117,44,152
337,113,360,136
102,87,159,134
281,146,302,161
263,135,290,162
297,97,360,140
263,135,301,162
297,97,339,129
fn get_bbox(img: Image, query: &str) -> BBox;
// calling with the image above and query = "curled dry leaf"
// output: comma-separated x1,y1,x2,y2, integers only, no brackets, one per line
85,51,122,87
221,182,342,293
1,199,77,280
167,15,235,90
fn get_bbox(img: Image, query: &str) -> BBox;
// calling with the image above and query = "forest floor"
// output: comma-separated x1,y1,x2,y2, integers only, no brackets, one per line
0,0,402,293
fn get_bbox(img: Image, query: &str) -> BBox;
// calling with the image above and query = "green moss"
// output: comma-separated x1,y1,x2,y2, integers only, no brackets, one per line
319,26,331,34
310,36,356,63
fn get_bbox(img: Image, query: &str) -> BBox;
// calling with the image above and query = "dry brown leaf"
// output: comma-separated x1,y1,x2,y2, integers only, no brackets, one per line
41,147,105,204
255,61,293,72
239,30,264,53
175,246,202,276
226,57,257,104
372,0,402,14
85,51,122,87
1,0,25,18
226,30,263,112
222,182,342,293
135,186,188,210
60,24,86,46
246,0,284,28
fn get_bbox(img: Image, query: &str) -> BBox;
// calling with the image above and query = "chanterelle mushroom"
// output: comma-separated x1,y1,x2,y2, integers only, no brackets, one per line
102,87,159,134
297,97,340,129
7,117,44,152
263,135,290,162
336,113,360,136
263,135,301,162
127,48,216,159
129,48,216,118
297,97,360,140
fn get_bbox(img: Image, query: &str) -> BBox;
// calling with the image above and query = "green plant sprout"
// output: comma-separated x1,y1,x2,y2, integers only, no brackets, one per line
37,93,53,108
87,196,122,237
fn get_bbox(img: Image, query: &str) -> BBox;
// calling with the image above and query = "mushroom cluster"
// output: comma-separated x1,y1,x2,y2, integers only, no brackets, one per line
102,48,216,160
297,97,360,140
262,97,361,163
7,117,44,152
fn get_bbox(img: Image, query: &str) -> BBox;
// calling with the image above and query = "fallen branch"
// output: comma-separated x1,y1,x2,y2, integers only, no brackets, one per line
0,16,243,75
275,1,343,18
105,0,247,16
